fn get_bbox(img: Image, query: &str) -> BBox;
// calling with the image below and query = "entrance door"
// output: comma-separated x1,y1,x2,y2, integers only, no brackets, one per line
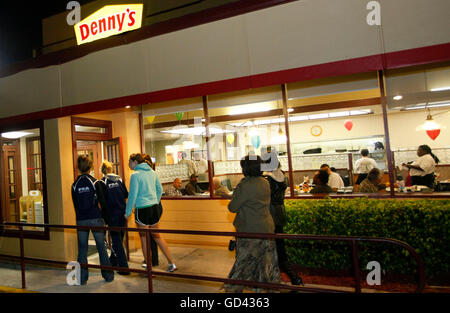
76,140,102,179
75,138,124,180
1,143,22,223
103,137,125,179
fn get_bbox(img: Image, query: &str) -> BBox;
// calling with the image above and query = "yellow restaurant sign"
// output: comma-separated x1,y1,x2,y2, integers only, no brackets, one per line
74,4,143,45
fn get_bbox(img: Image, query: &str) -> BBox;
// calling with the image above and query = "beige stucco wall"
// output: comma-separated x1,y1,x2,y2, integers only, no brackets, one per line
1,0,450,119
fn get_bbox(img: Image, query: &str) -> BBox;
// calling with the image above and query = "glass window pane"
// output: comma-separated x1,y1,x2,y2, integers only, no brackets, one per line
74,125,106,133
385,64,450,194
207,86,286,197
143,97,210,198
287,72,387,196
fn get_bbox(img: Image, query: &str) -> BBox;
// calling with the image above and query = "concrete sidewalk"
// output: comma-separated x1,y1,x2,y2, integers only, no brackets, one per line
0,244,235,293
0,244,380,293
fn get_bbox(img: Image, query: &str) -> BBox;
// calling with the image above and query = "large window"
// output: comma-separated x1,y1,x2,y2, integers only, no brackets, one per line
285,72,388,196
385,64,450,194
142,98,211,197
0,123,47,233
207,86,288,197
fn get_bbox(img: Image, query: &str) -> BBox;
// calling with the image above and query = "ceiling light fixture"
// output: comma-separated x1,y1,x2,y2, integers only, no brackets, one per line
431,87,450,92
1,131,33,139
393,95,403,100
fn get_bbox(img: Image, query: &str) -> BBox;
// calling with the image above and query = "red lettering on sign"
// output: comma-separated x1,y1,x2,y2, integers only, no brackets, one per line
98,18,106,33
107,15,115,31
128,10,136,26
116,12,126,32
80,24,89,41
91,21,98,35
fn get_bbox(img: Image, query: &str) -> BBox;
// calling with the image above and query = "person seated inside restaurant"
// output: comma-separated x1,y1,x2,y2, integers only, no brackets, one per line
212,177,232,198
355,149,378,185
320,164,344,191
310,170,334,194
359,168,386,193
165,178,184,197
184,174,205,196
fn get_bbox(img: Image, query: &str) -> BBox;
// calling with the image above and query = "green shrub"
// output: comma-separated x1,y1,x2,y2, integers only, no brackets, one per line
284,198,450,279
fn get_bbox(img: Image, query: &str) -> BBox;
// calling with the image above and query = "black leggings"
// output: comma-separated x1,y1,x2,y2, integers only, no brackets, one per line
411,174,435,188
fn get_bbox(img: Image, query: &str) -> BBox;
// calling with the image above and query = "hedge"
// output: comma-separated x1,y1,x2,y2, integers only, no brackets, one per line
284,198,450,280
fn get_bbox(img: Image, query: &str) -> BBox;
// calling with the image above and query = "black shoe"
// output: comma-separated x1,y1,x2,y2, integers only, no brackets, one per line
228,240,236,251
290,275,303,286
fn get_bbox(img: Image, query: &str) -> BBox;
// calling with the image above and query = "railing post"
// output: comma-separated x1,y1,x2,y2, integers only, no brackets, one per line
19,225,26,290
146,228,153,293
351,240,361,293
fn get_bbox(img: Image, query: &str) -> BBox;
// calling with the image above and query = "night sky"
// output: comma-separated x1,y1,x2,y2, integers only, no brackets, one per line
0,1,93,69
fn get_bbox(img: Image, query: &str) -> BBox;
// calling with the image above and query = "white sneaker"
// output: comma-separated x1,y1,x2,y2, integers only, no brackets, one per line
167,264,177,272
142,262,147,269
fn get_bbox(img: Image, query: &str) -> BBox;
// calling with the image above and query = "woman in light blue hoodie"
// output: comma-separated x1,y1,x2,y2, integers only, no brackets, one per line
125,153,177,272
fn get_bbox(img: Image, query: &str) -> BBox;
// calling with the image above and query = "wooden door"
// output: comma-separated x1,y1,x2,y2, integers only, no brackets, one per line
103,137,125,179
75,141,102,179
2,144,22,223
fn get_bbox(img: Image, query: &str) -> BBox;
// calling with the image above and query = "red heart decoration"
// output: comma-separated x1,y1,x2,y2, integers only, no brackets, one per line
426,129,440,140
344,120,353,131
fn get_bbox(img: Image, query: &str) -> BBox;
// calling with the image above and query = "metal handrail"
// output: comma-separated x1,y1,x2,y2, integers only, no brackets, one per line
0,222,425,293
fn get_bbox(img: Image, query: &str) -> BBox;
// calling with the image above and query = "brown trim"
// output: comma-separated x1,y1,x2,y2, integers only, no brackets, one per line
282,84,295,197
71,117,113,179
378,71,396,197
144,97,381,130
0,120,50,240
203,96,214,196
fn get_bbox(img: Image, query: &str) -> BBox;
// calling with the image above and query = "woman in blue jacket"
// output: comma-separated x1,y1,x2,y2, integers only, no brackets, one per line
98,161,129,275
125,153,177,272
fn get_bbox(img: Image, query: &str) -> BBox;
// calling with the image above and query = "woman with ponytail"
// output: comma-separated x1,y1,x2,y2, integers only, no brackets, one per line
402,145,439,189
125,153,177,272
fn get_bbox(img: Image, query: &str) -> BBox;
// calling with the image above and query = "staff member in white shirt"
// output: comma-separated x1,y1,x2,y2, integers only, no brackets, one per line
402,145,439,188
320,164,344,191
355,149,378,185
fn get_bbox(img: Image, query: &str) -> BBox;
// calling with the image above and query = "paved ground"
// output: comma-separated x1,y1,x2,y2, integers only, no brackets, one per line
0,244,235,293
0,243,383,293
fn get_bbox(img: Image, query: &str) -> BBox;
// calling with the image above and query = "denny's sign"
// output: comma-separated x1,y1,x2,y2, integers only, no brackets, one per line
74,4,143,45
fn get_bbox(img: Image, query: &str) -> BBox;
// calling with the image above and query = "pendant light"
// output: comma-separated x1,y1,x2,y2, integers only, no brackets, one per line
416,71,442,140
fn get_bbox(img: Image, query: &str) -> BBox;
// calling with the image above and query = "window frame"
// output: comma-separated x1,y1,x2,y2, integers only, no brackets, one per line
0,120,49,240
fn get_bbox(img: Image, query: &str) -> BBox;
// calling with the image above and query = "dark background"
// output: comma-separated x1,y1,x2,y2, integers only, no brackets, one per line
0,1,93,69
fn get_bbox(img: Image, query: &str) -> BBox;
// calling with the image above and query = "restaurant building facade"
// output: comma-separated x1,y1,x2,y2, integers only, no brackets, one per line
0,0,449,263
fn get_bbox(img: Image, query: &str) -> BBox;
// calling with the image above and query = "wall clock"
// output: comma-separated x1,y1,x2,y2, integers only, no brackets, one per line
310,125,322,137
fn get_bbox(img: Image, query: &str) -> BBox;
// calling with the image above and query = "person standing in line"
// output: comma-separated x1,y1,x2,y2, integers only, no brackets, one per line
262,152,303,286
355,149,378,185
125,153,177,272
222,155,280,293
320,164,344,191
71,155,114,285
402,145,439,188
97,161,130,275
178,152,198,177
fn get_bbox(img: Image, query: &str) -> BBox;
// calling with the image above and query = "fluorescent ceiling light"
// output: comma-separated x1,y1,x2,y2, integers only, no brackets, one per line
160,126,232,135
350,110,371,116
308,113,329,120
228,107,271,116
393,95,403,100
287,108,294,113
431,87,450,92
289,115,309,122
329,111,350,118
403,102,450,111
2,131,32,139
